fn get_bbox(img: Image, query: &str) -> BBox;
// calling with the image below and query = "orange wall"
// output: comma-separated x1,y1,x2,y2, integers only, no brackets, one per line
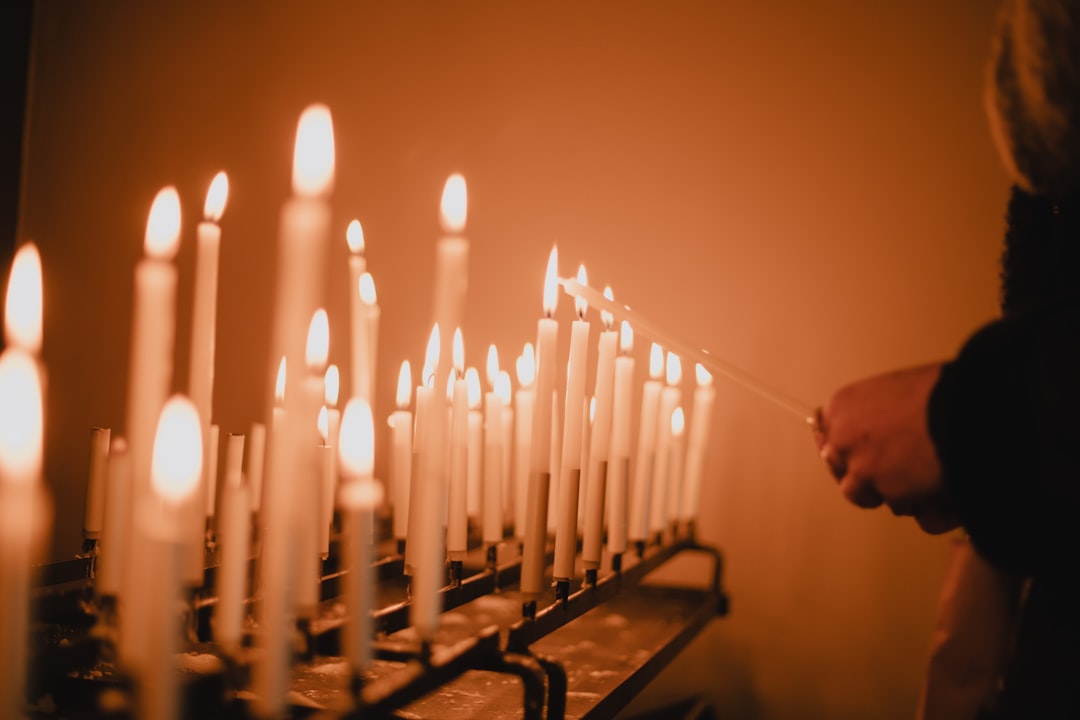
20,1,1008,718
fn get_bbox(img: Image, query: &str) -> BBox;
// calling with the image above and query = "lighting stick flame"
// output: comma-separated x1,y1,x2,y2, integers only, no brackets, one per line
4,243,43,354
306,309,330,372
346,220,365,255
559,277,814,422
574,265,588,320
203,172,229,223
517,343,536,388
396,361,412,410
275,357,287,406
325,365,340,408
440,174,467,234
543,247,559,318
292,104,335,197
423,325,440,387
145,187,181,260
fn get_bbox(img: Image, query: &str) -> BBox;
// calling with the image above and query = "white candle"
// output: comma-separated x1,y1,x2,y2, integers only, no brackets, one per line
548,387,561,535
189,172,228,567
521,246,559,598
0,348,43,720
260,357,287,521
339,399,381,674
98,437,130,599
483,345,505,548
465,367,483,521
246,421,266,514
680,365,716,523
579,397,593,531
554,266,590,583
650,353,681,538
82,427,111,540
222,432,245,509
447,331,468,561
296,309,329,617
607,322,635,555
205,425,221,517
255,104,335,720
346,219,368,402
629,343,664,544
359,272,380,405
512,345,535,540
318,407,333,558
667,407,686,528
582,287,618,570
390,360,412,545
496,370,513,529
404,326,438,573
323,364,341,529
215,466,249,656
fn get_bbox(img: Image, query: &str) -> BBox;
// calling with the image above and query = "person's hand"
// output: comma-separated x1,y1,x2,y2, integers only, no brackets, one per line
815,363,959,534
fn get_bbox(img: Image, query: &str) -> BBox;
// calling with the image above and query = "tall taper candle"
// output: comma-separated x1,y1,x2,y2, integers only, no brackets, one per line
296,310,329,617
390,360,413,546
346,219,368,401
680,365,716,524
496,370,513,528
246,421,266,514
582,287,617,571
650,353,681,539
359,272,380,405
404,326,438,574
629,343,664,545
447,331,468,561
607,322,635,555
483,345,505,548
513,344,535,540
465,367,483,521
215,465,249,656
667,407,686,529
98,438,130,599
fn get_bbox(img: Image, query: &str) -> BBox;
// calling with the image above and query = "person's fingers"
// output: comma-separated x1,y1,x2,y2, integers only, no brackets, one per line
809,406,826,451
819,443,847,481
838,472,884,509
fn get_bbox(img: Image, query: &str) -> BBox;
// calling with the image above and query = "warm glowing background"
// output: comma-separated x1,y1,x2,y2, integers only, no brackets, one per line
19,1,1007,718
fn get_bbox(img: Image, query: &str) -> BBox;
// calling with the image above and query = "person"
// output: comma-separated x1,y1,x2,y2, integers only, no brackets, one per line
814,0,1080,717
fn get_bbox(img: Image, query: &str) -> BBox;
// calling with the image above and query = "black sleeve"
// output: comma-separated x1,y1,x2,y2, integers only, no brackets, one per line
927,301,1080,577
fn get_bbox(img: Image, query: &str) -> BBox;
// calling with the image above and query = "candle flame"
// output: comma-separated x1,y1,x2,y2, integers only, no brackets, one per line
439,173,467,234
275,356,287,405
317,405,329,444
4,243,43,354
0,349,42,482
338,398,374,476
574,265,588,319
542,245,559,317
292,104,335,197
666,352,682,386
465,367,482,410
346,219,365,254
695,363,713,387
671,406,685,435
452,328,464,374
145,186,181,260
359,272,377,305
496,370,511,404
423,324,440,386
396,360,412,409
324,364,340,407
601,286,614,330
486,344,500,389
649,343,664,380
516,343,535,388
619,321,633,354
305,309,330,371
151,395,202,502
445,371,456,402
203,171,229,223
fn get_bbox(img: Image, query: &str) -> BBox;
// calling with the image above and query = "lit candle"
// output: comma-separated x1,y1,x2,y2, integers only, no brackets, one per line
447,330,468,562
629,343,664,546
580,397,593,531
246,421,266,514
359,272,380,404
97,438,130,599
512,344,535,540
650,352,682,539
548,387,561,534
680,365,716,526
296,309,329,617
404,325,438,574
339,398,381,675
0,347,43,720
318,406,333,558
483,345,505,549
554,265,590,587
465,367,483,522
496,370,513,529
667,407,686,529
4,242,43,354
521,246,559,600
607,322,635,556
346,219,367,401
82,427,111,542
582,287,618,572
189,171,228,566
390,360,412,547
261,356,287,523
322,364,341,539
215,465,249,656
204,424,220,519
256,103,335,720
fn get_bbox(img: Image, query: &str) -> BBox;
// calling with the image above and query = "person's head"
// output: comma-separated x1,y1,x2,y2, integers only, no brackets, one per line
987,0,1080,197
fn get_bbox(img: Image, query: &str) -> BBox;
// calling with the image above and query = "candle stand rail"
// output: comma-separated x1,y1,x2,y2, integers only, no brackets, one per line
27,528,728,719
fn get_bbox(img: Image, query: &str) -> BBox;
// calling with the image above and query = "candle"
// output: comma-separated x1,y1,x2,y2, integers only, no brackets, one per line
447,330,468,561
359,272,380,404
223,431,245,500
133,396,202,720
339,398,381,675
483,345,505,548
390,360,412,546
496,370,513,529
582,287,618,571
548,387,561,534
404,325,438,574
261,357,287,522
465,367,483,522
0,348,43,720
323,364,341,531
580,397,593,531
97,438,130,599
296,309,329,617
554,265,590,585
189,171,228,568
215,465,249,656
667,407,686,530
629,343,664,545
318,407,333,558
82,427,111,541
255,104,335,720
607,322,635,556
204,425,220,518
346,219,367,401
680,365,716,525
246,421,266,514
512,344,535,540
521,246,559,600
650,352,682,539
